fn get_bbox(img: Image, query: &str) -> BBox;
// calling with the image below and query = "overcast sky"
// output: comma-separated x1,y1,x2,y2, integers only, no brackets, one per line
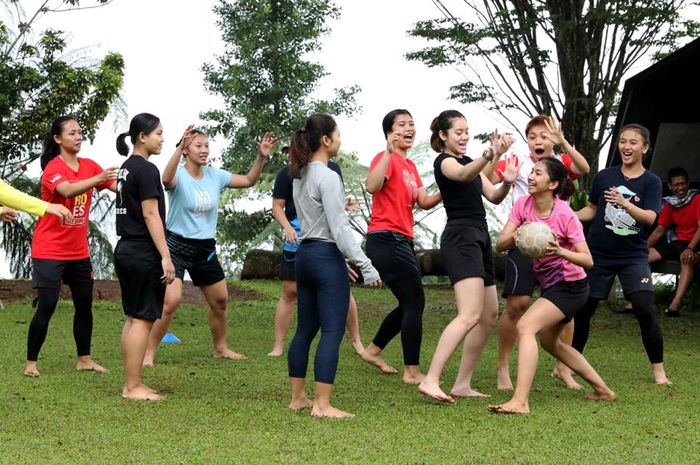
21,0,520,171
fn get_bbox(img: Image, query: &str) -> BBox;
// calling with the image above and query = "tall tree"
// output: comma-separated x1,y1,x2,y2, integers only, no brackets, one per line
0,0,124,277
202,0,361,268
407,0,699,182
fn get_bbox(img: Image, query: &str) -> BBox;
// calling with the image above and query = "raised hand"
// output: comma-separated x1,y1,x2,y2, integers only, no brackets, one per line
501,154,519,185
386,131,402,154
178,124,197,150
257,132,278,158
490,129,515,156
544,116,566,146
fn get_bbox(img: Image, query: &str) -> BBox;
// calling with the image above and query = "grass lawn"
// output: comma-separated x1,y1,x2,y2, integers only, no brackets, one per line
1,280,698,464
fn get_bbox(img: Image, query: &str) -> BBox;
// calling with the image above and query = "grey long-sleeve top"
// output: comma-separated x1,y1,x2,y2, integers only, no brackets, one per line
293,160,380,284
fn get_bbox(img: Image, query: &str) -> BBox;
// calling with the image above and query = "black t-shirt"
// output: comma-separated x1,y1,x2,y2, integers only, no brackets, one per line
272,161,343,221
116,155,166,238
587,165,662,265
433,153,486,225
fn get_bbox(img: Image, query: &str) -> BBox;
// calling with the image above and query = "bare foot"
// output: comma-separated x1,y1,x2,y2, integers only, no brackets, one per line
267,347,283,357
122,385,163,401
653,364,671,385
213,348,247,360
497,368,514,391
351,340,365,356
450,386,491,398
402,372,425,385
142,352,155,367
655,377,672,385
311,405,355,419
550,369,583,390
360,350,398,374
487,402,529,414
24,362,40,378
289,398,313,411
76,359,108,373
583,389,616,401
418,381,455,403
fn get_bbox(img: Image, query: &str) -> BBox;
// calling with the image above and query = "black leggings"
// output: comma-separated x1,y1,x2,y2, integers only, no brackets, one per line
371,274,425,366
27,283,94,361
572,291,663,364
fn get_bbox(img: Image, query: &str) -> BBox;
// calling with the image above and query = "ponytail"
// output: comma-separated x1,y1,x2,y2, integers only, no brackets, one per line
430,110,464,153
288,113,337,179
40,116,76,170
115,113,161,156
116,132,130,156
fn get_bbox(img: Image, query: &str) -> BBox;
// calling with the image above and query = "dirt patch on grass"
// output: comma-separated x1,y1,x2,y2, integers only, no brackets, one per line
0,280,261,305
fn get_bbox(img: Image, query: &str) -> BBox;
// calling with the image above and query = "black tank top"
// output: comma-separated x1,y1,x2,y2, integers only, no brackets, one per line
433,152,486,226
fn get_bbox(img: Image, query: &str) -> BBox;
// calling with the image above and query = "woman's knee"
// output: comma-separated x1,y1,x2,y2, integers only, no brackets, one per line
282,282,297,302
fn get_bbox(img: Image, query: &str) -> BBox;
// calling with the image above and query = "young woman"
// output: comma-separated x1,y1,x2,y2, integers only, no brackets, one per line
287,113,381,419
418,110,515,402
0,179,71,222
487,115,590,391
573,124,670,385
269,150,364,357
114,113,175,400
24,116,118,378
143,127,275,365
490,157,616,414
360,109,441,384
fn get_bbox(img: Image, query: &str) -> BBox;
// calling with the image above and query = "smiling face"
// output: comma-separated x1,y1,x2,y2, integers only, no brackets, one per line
139,123,164,156
527,160,558,195
617,128,648,167
440,117,469,156
526,124,554,161
184,133,210,166
54,119,83,155
389,113,415,151
669,175,689,199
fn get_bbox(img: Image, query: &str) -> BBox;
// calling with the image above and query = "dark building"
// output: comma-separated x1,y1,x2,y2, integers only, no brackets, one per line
608,37,700,188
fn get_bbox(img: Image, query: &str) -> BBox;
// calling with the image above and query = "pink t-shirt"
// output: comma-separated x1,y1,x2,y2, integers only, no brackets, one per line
509,196,587,288
367,151,423,239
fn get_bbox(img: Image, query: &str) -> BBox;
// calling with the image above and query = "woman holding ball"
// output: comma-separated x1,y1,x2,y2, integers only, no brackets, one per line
491,157,615,414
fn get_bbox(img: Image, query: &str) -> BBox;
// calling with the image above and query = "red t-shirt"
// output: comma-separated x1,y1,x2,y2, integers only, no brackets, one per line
367,151,423,238
658,195,700,241
31,156,114,260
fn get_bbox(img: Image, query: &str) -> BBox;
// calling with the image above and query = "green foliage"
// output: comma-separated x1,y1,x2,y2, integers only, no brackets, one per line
203,0,362,268
0,1,124,277
408,0,700,184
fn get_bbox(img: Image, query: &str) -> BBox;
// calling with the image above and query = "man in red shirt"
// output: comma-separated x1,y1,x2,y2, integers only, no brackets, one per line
647,167,700,317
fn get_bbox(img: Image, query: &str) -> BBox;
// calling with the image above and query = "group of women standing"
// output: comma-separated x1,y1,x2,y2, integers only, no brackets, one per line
13,108,668,414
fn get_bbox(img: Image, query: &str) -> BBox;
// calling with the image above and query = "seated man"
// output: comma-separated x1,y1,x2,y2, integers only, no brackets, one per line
647,167,700,317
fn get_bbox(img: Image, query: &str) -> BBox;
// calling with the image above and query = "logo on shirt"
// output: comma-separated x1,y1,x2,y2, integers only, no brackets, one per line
49,174,63,184
402,169,418,208
604,185,640,236
116,168,129,207
192,189,212,217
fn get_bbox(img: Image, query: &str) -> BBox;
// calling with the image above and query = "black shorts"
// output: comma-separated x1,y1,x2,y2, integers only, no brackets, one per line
540,278,589,322
31,258,93,289
114,238,165,320
501,247,538,298
166,231,225,287
440,222,495,286
587,260,655,300
366,231,421,283
653,240,695,261
280,250,297,281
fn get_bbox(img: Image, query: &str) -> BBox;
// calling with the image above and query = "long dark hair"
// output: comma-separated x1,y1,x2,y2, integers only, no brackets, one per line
430,110,464,152
40,116,77,170
382,109,412,138
539,156,574,200
288,113,337,178
116,113,161,156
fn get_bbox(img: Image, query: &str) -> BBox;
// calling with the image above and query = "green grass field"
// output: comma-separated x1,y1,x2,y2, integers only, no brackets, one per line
1,280,698,464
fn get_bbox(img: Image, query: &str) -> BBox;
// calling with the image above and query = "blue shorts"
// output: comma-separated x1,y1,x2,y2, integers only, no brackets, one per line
587,260,655,300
